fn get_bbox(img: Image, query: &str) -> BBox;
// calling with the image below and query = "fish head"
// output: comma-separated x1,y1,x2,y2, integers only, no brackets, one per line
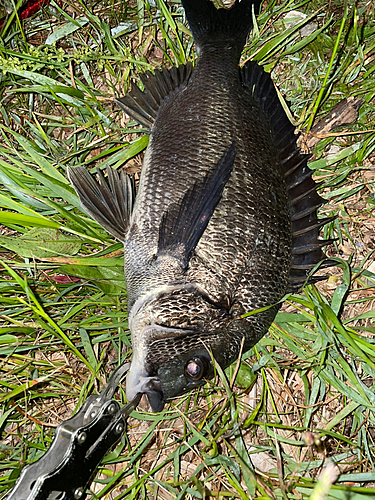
149,341,214,411
126,329,220,412
126,287,233,412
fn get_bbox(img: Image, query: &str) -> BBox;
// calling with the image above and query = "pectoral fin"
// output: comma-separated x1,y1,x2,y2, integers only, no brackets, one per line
157,142,236,270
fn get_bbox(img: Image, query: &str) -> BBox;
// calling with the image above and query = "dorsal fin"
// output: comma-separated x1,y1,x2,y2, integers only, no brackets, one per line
241,61,334,291
115,63,193,129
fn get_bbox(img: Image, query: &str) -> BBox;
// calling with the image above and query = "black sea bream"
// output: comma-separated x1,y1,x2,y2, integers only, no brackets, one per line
68,0,333,411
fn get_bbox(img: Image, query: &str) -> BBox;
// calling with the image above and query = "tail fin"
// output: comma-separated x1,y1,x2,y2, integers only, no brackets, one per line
181,0,262,56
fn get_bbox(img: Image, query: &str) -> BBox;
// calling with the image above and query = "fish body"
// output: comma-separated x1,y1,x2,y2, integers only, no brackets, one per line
69,0,332,411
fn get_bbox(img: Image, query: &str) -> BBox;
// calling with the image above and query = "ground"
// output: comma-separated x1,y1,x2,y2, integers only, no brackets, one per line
0,0,375,499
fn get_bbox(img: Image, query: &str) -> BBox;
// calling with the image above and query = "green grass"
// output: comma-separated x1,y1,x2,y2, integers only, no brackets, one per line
1,0,375,498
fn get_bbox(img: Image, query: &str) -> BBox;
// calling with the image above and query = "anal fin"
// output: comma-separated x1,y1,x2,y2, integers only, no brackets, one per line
68,166,135,241
115,63,193,129
157,142,236,270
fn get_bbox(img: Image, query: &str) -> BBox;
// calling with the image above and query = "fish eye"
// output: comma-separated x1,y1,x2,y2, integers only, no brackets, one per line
184,357,206,381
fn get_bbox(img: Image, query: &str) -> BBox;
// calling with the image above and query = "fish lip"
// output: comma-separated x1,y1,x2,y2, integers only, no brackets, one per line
126,368,165,413
144,378,165,412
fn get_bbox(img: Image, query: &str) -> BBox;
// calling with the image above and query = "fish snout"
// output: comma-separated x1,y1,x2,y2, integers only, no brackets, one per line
126,365,165,412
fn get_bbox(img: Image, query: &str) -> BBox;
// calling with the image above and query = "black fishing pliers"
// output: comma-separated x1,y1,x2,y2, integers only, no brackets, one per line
6,364,141,500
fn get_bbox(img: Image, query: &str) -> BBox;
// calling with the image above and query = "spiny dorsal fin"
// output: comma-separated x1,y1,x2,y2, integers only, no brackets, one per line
157,142,236,270
115,63,193,129
241,61,334,291
68,166,135,242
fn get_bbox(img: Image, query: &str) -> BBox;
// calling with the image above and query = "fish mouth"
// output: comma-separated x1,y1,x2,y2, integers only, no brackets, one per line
143,377,165,412
126,367,165,413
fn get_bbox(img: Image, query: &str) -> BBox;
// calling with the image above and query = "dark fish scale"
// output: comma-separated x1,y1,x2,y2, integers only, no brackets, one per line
127,52,293,367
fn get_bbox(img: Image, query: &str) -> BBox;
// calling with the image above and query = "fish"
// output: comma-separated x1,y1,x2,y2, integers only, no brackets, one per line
68,0,334,412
